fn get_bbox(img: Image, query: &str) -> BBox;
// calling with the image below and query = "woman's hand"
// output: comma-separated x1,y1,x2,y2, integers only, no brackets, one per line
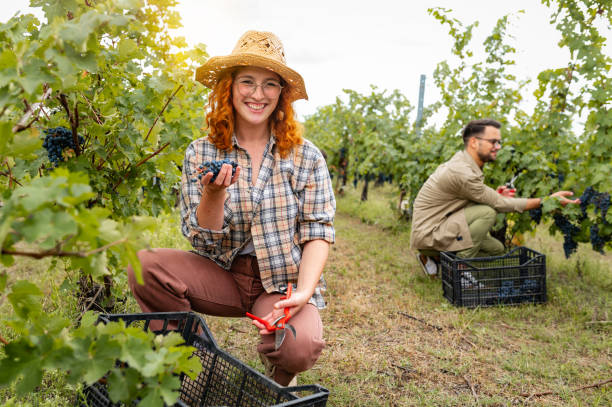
251,290,310,335
195,163,240,230
200,163,241,195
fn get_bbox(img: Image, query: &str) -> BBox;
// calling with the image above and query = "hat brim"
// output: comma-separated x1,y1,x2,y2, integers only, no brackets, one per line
195,53,308,103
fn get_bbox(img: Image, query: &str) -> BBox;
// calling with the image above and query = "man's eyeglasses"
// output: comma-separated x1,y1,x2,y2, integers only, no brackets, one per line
236,78,283,98
476,137,502,147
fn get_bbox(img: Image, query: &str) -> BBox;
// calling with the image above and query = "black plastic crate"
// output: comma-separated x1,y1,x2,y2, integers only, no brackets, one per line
78,312,329,407
440,246,546,307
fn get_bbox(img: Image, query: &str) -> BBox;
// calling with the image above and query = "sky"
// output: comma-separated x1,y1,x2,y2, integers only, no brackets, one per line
2,0,611,122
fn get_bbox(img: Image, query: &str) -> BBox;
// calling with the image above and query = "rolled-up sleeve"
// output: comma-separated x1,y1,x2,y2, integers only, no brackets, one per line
460,175,528,213
180,142,230,254
298,155,336,244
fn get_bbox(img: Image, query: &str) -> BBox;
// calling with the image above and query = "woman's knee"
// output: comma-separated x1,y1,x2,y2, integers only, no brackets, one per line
277,306,325,372
278,333,325,373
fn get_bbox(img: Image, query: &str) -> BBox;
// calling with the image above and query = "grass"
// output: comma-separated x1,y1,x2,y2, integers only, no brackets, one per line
2,183,611,406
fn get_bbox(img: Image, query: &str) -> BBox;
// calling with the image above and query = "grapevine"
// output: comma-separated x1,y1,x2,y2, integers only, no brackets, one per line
0,0,210,405
42,126,84,165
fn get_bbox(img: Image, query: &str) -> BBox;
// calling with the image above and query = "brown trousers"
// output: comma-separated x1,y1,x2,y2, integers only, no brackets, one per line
127,248,325,386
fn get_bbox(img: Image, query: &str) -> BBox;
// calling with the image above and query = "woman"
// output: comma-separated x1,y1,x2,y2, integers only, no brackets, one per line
127,30,335,387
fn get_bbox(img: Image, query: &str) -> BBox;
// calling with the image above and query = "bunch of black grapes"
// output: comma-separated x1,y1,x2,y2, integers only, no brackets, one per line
557,172,565,187
580,186,610,219
42,127,84,165
192,159,238,183
547,172,566,188
553,186,611,257
580,186,611,253
553,213,580,258
529,208,542,224
589,224,607,254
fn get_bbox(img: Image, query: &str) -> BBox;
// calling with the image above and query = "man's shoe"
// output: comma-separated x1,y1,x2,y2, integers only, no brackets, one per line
417,254,438,277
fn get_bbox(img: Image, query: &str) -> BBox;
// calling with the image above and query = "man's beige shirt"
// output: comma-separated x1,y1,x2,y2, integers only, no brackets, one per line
410,150,528,252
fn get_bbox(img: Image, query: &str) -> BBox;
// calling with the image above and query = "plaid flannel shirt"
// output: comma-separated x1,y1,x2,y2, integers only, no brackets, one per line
180,134,335,308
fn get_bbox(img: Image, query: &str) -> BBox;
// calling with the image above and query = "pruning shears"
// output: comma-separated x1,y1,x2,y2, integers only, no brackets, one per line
506,173,520,190
499,173,519,194
246,284,297,350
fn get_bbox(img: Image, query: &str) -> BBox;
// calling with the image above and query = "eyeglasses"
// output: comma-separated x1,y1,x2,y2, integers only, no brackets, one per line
236,78,284,98
475,137,502,147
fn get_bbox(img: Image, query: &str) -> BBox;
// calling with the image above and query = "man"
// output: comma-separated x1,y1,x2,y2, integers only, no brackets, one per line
410,119,578,276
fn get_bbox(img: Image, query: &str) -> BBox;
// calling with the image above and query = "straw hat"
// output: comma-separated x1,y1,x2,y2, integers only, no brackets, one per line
195,30,308,103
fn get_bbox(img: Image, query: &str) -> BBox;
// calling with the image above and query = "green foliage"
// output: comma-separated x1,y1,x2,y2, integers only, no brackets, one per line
304,86,413,199
0,0,209,404
0,280,201,404
0,0,208,217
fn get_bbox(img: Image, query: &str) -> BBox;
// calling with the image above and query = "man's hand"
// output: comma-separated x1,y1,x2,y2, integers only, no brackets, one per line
525,190,580,210
497,185,516,197
550,190,580,206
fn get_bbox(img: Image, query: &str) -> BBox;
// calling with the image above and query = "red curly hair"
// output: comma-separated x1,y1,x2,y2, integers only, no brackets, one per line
205,69,302,158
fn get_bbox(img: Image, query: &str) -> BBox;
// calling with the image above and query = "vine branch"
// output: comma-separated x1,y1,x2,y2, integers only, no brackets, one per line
78,284,104,321
144,85,183,142
12,87,52,133
96,140,117,170
58,93,81,156
111,142,170,191
108,85,182,190
0,170,21,187
80,92,104,125
1,238,128,259
1,161,22,187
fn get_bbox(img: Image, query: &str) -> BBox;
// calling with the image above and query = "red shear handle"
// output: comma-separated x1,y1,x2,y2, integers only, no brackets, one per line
497,186,516,195
277,284,293,327
280,283,293,302
246,284,294,331
245,312,276,332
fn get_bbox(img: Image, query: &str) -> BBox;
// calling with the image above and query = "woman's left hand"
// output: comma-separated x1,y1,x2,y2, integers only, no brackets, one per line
251,290,310,335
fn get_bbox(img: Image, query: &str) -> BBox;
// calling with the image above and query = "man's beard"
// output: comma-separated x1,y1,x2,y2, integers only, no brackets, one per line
477,150,496,163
